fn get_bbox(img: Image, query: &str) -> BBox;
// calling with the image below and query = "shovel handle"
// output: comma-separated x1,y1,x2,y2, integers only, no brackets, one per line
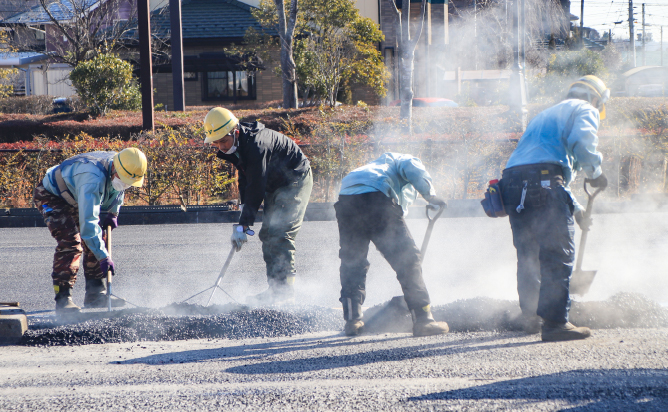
106,226,112,312
575,180,603,271
421,204,444,260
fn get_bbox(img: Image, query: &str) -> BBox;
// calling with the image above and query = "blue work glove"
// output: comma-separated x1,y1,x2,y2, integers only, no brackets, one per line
99,213,119,230
231,224,254,251
99,257,115,276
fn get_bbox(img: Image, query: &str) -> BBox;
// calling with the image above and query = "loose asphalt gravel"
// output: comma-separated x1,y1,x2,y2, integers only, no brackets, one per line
2,216,668,410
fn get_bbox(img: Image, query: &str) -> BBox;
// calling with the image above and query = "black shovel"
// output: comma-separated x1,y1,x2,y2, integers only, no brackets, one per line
570,180,604,296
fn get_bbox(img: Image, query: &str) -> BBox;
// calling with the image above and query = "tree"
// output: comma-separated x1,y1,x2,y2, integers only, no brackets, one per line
69,52,140,116
0,29,18,97
384,0,427,129
36,0,136,66
272,0,299,109
250,0,387,107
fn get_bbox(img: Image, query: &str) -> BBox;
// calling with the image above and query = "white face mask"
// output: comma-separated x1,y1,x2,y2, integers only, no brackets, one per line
112,177,131,192
224,134,238,155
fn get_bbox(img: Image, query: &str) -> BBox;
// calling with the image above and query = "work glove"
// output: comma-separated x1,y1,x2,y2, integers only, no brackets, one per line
574,210,592,231
587,173,608,190
99,213,119,231
425,195,447,208
99,257,115,276
231,224,254,252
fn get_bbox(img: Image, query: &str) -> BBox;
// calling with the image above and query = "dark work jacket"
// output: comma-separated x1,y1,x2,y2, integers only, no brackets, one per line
217,121,310,226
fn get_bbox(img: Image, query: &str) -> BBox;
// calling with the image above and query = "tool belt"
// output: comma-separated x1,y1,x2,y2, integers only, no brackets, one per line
500,164,564,212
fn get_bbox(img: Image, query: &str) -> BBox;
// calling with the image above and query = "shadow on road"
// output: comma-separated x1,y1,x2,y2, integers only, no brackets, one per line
407,368,668,410
119,332,532,367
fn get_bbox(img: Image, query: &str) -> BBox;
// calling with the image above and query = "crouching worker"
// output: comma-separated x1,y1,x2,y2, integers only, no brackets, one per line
203,107,313,305
33,148,147,313
501,75,609,341
335,153,449,337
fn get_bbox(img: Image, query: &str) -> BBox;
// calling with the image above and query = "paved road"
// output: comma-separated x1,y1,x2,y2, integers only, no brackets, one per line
2,214,668,410
2,212,668,311
2,330,667,410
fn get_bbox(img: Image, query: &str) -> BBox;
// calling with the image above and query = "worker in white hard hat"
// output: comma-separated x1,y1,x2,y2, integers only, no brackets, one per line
33,148,148,313
203,107,313,306
500,75,610,342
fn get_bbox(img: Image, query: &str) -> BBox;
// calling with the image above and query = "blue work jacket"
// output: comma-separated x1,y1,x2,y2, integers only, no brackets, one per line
42,152,124,261
506,99,604,211
339,153,436,215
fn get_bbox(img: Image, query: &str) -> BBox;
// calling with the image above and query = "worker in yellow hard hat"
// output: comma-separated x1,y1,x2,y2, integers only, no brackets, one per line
203,107,313,306
33,148,147,313
499,75,610,342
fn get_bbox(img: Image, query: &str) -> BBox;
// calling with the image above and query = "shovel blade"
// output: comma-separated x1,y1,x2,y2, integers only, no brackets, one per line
571,269,597,295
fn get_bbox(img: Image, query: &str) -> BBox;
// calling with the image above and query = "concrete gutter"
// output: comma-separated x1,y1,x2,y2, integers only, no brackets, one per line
2,197,667,228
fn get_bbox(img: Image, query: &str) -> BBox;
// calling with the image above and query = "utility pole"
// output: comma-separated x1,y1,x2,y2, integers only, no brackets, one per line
138,0,154,131
509,0,527,131
170,0,185,112
580,0,585,48
629,0,636,67
642,3,646,66
662,26,664,66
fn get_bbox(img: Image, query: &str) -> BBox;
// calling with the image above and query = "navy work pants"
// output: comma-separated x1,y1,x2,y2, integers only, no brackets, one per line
502,168,576,324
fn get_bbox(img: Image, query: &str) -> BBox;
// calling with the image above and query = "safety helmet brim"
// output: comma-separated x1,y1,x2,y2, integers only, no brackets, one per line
204,108,239,143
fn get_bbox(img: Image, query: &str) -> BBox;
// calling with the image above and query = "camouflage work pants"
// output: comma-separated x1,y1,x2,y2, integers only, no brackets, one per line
33,183,105,288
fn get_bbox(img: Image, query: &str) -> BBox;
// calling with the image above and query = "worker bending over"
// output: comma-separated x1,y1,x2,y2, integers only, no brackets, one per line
203,107,313,305
335,153,449,337
501,75,609,341
33,149,147,313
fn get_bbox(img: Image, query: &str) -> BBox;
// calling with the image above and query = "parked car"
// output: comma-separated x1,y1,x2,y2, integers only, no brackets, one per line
52,97,73,114
389,97,459,107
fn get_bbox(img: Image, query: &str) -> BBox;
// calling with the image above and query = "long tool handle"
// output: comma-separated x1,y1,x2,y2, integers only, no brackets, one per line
206,246,237,307
575,180,603,271
420,205,444,261
106,226,112,312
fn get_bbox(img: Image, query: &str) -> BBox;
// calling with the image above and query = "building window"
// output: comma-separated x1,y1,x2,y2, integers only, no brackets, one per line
203,71,256,101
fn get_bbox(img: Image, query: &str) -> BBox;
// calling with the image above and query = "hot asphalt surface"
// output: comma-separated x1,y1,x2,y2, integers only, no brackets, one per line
2,214,668,410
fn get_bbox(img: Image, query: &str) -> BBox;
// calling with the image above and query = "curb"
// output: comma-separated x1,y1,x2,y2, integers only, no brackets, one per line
1,198,667,228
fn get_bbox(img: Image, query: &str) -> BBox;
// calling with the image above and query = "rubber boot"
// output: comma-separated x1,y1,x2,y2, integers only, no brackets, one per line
54,285,80,314
83,278,125,309
246,276,295,306
342,297,364,336
411,305,449,337
541,321,591,342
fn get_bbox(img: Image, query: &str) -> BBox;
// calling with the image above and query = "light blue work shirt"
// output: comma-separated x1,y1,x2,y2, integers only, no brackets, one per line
42,152,124,261
339,153,436,215
505,99,603,211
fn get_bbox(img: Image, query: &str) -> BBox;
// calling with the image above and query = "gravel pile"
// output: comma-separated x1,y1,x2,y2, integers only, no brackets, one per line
19,293,668,346
21,304,343,347
365,292,668,334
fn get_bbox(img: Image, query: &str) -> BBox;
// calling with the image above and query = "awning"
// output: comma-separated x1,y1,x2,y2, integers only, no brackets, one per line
0,52,48,67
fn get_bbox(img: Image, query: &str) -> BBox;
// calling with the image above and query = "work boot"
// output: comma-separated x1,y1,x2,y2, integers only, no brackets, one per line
54,285,80,314
342,297,364,336
412,305,449,337
520,314,542,334
541,321,591,342
83,278,125,309
246,277,295,306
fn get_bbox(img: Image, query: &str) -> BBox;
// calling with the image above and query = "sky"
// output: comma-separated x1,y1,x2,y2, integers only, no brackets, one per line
575,0,668,41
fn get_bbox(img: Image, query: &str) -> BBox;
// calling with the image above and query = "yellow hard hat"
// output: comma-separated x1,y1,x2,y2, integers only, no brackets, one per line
569,75,610,120
203,107,239,143
113,148,147,187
